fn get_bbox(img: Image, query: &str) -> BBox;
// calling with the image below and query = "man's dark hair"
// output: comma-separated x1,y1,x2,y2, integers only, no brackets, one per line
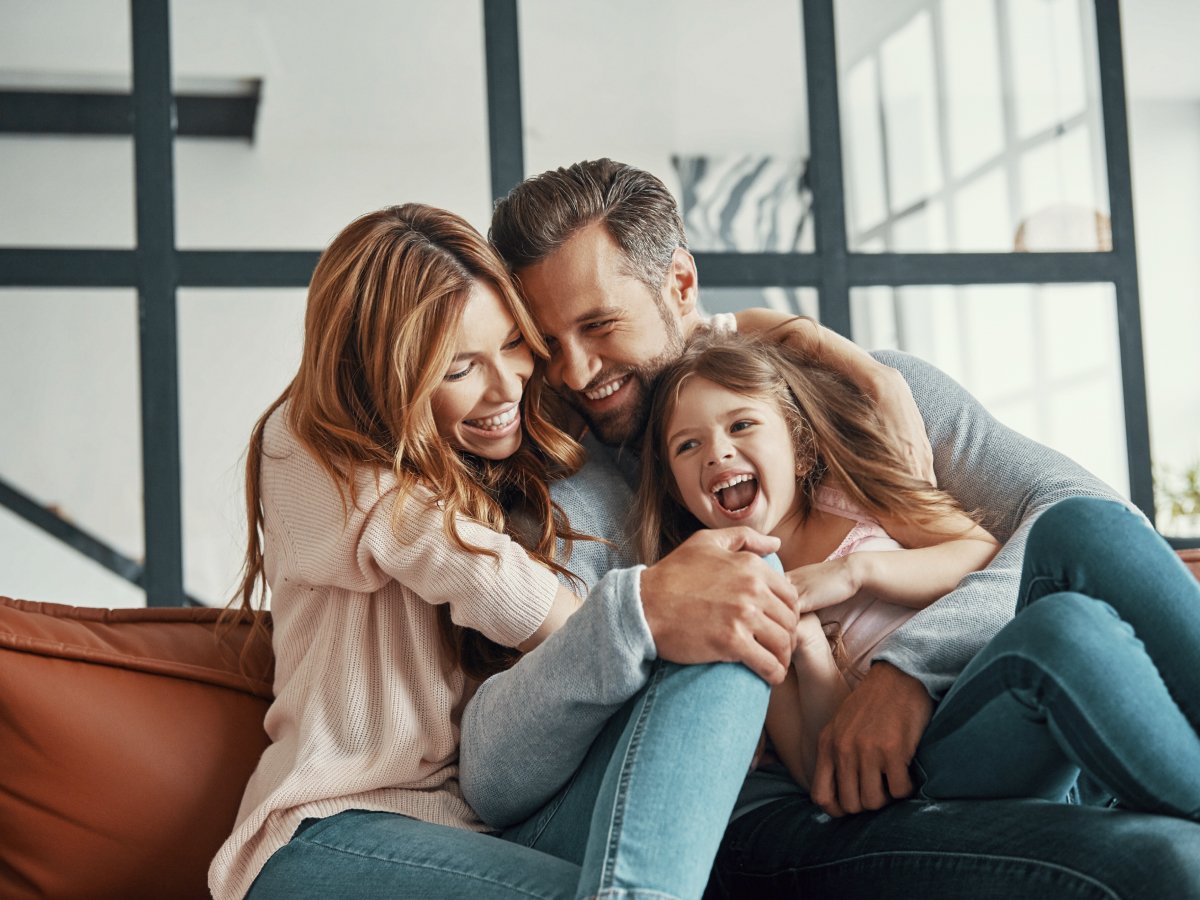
489,158,687,296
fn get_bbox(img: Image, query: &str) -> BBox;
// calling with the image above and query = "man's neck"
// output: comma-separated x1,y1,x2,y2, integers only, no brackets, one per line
583,431,641,490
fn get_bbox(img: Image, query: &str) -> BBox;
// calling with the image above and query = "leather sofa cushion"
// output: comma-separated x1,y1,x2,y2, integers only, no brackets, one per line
0,597,273,900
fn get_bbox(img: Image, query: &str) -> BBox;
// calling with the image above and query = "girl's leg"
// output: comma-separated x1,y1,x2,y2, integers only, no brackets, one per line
501,659,769,900
247,810,580,900
915,591,1200,819
1019,496,1200,727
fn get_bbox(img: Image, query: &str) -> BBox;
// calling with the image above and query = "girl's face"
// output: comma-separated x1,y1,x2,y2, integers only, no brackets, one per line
664,376,801,537
431,280,534,460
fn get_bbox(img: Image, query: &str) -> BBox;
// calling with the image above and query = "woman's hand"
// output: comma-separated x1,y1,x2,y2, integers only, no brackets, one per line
788,557,861,614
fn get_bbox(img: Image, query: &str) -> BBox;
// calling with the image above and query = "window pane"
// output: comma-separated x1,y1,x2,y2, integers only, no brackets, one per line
0,1,135,247
838,0,1108,253
523,0,811,253
1008,0,1088,139
1124,0,1200,539
676,156,813,254
700,287,818,321
851,284,1128,497
943,0,1005,179
878,11,943,212
0,289,144,606
844,57,887,234
174,0,493,247
178,289,306,605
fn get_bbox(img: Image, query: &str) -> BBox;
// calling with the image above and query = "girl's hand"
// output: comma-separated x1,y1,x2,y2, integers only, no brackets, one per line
788,557,861,614
792,611,830,655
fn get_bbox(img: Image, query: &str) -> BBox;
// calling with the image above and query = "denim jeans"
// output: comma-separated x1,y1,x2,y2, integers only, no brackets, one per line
708,498,1200,898
247,659,767,899
710,771,1200,899
916,496,1200,818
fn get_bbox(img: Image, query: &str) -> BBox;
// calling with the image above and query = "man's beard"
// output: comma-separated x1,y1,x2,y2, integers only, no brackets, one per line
568,316,685,447
567,363,659,447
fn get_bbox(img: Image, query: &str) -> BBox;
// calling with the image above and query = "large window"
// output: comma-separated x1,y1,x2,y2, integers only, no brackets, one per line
0,0,1185,609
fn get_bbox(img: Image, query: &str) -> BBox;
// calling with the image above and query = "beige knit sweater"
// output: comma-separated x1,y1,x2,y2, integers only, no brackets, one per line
208,404,558,899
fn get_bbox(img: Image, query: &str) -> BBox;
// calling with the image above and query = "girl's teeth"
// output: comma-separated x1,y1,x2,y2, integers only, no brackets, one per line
711,473,753,494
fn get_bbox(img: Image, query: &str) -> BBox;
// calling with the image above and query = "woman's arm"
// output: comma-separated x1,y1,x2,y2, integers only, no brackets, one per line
735,308,934,484
767,614,851,789
517,585,582,651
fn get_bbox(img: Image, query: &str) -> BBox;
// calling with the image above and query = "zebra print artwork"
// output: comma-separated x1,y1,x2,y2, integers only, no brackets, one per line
672,154,817,318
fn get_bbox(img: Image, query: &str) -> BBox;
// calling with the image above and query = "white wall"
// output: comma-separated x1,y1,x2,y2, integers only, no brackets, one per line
1,0,1197,608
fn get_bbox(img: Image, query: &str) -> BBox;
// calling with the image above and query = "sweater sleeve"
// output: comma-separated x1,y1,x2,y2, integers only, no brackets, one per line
868,350,1129,699
458,455,651,828
357,487,560,650
458,565,657,827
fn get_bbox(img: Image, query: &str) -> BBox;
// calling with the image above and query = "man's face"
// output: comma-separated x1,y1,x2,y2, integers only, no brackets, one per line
517,222,694,446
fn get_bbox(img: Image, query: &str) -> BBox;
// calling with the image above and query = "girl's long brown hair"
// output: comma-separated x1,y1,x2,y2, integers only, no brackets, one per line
635,330,969,565
225,204,591,681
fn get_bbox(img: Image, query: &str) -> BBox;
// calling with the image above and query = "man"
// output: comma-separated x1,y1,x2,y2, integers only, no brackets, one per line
460,159,1200,897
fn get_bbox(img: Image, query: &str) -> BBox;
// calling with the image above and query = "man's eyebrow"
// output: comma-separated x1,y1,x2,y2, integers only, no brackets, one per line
574,306,623,325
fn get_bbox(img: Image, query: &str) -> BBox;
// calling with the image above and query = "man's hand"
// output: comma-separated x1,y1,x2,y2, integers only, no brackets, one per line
640,528,799,685
810,662,933,816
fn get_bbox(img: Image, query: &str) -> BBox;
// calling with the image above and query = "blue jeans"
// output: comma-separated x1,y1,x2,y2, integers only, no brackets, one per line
710,773,1200,898
708,498,1200,897
247,660,767,899
916,496,1200,818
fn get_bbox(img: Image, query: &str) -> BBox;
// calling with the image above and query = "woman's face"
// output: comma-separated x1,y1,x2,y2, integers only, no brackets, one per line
664,376,801,538
431,280,534,460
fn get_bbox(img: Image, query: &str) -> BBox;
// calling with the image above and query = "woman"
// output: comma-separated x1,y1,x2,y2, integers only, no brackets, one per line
209,204,767,900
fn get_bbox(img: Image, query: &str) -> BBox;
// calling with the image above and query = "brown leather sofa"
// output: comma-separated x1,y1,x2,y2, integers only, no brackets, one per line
2,549,1199,899
0,597,273,900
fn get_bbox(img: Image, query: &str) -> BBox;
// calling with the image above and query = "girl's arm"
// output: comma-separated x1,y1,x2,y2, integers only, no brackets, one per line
802,512,999,612
767,614,851,790
735,308,934,484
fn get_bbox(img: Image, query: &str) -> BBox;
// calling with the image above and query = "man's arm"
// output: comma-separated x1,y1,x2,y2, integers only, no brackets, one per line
810,350,1127,815
870,349,1126,697
460,443,798,827
460,529,796,827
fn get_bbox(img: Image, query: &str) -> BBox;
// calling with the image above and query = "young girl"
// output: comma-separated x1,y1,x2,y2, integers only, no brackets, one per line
640,330,1200,824
635,330,999,791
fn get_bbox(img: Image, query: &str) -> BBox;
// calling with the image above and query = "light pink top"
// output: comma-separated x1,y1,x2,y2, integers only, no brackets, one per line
812,486,914,686
208,404,559,900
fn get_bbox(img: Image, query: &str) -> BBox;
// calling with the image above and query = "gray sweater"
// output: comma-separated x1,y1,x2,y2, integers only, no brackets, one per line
458,350,1123,827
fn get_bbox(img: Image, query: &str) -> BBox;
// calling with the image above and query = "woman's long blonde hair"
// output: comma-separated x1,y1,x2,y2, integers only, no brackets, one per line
635,330,968,564
228,204,590,680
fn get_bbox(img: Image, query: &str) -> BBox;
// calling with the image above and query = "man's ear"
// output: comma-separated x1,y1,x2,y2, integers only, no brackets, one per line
666,248,699,317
